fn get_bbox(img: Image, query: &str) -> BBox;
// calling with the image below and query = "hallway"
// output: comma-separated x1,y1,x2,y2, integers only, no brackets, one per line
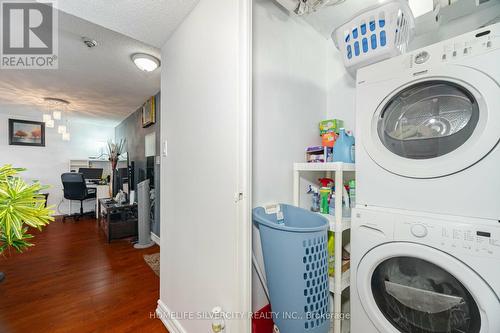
0,217,166,333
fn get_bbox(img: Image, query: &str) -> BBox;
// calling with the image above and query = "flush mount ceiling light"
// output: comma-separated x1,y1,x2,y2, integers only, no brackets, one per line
132,53,160,72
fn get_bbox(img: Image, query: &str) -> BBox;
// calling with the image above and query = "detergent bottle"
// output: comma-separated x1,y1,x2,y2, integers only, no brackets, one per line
347,130,355,163
333,128,355,163
318,178,333,214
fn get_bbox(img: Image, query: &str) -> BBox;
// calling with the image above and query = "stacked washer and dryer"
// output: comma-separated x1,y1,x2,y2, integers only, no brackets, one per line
351,23,500,333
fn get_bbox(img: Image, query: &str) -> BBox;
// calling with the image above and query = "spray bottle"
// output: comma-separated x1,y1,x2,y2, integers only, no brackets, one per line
318,178,334,214
307,185,320,212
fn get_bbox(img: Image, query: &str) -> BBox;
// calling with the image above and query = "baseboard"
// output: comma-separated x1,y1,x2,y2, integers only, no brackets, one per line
151,232,160,246
156,299,187,333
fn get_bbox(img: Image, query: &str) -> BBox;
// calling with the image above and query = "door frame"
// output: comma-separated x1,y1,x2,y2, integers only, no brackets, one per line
237,0,253,331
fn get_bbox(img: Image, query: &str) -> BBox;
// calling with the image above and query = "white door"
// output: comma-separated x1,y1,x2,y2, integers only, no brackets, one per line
356,243,500,333
361,65,500,178
158,0,252,332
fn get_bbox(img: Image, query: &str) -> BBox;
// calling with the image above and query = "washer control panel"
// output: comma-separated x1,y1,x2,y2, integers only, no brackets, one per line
396,219,500,258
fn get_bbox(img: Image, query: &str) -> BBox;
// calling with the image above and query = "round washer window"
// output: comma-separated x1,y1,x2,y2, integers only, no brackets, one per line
378,81,479,159
371,257,481,333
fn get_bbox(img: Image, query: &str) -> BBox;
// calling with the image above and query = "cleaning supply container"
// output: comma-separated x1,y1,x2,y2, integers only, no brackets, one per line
333,128,355,163
253,204,330,333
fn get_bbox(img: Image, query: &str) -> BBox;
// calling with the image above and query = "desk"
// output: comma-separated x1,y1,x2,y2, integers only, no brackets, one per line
87,184,111,218
98,199,138,242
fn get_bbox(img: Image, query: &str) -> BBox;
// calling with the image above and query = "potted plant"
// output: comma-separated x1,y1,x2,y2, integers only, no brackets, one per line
0,165,54,282
106,139,126,196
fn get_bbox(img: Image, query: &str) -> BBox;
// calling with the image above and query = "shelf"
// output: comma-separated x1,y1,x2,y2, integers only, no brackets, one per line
315,213,351,232
329,268,350,294
293,162,355,172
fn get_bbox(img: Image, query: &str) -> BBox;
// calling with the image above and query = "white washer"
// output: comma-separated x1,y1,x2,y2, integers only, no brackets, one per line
351,206,500,333
355,23,500,220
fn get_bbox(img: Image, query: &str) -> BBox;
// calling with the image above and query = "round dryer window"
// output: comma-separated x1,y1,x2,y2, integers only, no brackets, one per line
371,257,481,333
378,81,480,160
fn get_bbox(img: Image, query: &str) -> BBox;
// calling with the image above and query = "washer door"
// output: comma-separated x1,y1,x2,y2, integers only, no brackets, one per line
362,65,500,178
356,243,500,333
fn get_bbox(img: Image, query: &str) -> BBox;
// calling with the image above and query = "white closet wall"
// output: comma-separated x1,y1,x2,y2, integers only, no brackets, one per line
252,0,354,312
326,43,356,131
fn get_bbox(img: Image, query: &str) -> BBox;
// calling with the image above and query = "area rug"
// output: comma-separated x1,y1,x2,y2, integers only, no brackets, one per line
143,253,160,276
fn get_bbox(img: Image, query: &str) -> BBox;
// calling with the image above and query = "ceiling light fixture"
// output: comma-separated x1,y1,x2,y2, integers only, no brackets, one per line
57,125,67,134
43,114,52,123
45,119,55,128
44,98,71,139
132,53,160,72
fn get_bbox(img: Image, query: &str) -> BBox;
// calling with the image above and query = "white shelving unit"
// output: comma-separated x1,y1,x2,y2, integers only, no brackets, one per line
293,162,355,333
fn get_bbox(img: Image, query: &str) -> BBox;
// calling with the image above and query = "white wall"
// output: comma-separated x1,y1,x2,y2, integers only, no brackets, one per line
159,0,251,332
252,0,330,311
0,106,115,214
326,43,356,131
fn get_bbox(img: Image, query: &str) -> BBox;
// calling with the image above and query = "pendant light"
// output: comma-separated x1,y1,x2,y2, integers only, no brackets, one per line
44,97,71,140
57,125,67,134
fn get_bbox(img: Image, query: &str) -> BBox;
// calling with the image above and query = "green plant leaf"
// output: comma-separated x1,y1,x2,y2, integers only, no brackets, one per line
0,165,54,254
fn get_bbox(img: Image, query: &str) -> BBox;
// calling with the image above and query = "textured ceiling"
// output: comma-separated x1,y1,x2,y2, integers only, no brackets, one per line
0,10,161,125
51,0,200,48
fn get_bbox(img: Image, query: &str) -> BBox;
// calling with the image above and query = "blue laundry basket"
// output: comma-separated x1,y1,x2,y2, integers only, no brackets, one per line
253,204,330,333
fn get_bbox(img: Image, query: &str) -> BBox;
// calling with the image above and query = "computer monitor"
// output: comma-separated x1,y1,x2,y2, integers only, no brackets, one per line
78,168,103,181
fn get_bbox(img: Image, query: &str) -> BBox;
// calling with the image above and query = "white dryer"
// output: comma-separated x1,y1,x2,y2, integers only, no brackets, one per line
355,23,500,220
351,206,500,333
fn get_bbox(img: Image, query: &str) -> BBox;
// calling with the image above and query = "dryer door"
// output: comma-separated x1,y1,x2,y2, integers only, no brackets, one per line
356,243,500,333
362,65,500,178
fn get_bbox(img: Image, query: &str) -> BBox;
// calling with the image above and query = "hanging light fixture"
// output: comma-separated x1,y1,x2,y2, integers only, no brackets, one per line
42,114,52,122
57,124,67,134
45,119,55,128
43,97,71,139
61,119,70,141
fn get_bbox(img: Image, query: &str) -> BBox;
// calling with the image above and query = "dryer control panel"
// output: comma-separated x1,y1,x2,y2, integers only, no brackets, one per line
357,22,500,83
395,218,500,258
408,24,500,69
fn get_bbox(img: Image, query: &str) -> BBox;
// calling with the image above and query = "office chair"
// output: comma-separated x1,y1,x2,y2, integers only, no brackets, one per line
61,173,97,222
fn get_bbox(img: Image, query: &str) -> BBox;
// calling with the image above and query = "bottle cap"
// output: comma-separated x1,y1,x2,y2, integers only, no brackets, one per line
318,178,334,187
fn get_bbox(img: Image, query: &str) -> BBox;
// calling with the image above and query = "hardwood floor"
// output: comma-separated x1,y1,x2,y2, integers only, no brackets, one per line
0,217,167,333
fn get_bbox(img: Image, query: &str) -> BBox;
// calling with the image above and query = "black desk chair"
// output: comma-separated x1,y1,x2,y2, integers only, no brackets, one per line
61,173,97,222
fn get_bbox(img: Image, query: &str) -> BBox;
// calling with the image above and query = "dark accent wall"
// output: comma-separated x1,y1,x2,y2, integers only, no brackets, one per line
115,92,161,236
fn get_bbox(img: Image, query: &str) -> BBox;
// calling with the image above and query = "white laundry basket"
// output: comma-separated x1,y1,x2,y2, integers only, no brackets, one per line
332,0,415,75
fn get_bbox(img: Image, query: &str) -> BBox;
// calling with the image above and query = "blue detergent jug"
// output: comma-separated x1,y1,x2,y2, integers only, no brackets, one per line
333,128,355,163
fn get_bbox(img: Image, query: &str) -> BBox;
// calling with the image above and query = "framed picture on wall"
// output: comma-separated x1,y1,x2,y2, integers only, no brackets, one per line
142,96,156,128
9,119,46,147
